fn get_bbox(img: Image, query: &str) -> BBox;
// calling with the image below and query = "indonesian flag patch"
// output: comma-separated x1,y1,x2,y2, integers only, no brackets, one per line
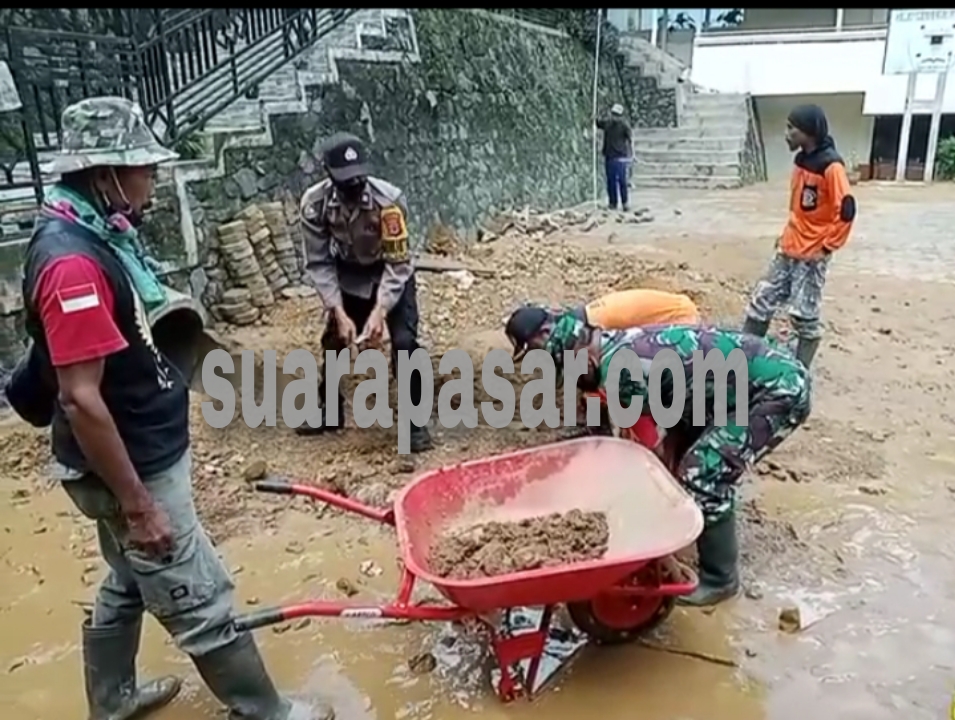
57,283,101,314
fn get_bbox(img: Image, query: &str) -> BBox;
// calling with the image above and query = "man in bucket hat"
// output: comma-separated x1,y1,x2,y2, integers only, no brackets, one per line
19,97,332,720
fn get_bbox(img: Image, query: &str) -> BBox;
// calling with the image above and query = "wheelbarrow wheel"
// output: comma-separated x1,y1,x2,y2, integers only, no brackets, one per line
566,563,677,645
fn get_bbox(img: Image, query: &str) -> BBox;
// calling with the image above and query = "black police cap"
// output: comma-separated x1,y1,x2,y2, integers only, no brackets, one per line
321,132,371,182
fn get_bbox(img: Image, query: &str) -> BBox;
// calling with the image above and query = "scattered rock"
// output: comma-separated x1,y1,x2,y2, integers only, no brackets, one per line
359,560,383,577
243,461,268,482
408,652,437,675
336,578,360,597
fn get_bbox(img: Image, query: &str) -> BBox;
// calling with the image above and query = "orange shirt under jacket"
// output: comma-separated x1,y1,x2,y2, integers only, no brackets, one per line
584,289,700,330
779,146,857,260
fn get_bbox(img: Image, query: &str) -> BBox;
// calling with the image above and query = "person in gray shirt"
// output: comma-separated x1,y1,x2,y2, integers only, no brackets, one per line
299,132,432,453
595,103,633,211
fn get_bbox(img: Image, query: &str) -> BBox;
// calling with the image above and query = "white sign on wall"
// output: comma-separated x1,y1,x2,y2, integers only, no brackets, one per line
883,9,955,75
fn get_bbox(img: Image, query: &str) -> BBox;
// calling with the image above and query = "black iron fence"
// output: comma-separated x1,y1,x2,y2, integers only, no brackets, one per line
2,8,355,151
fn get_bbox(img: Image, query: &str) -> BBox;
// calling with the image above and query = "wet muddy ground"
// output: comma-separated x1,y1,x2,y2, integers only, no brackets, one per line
3,181,955,719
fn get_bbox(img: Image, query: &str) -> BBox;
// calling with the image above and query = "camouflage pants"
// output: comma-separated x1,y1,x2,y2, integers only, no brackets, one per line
745,252,830,339
675,352,812,525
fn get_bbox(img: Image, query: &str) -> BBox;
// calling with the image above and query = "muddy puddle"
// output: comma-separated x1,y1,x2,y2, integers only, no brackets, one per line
2,482,762,720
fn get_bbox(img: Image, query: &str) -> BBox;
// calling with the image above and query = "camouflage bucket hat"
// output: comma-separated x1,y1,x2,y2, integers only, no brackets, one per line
50,96,179,175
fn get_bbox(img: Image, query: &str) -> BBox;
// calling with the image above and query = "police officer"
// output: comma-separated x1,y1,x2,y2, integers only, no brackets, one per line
298,132,432,453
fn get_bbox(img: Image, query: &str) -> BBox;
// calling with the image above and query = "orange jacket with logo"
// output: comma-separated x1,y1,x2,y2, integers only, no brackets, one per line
583,289,700,329
779,145,856,260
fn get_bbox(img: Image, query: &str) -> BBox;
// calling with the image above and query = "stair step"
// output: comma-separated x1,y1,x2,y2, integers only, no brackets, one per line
632,175,744,190
682,106,749,120
633,161,741,178
633,136,745,153
635,148,741,164
685,93,749,107
639,125,747,139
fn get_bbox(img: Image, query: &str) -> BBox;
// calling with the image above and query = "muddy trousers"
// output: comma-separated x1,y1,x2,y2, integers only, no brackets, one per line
60,450,304,719
319,275,424,423
676,369,812,526
744,252,830,342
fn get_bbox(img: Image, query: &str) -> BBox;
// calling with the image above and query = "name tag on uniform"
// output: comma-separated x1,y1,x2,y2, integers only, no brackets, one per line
380,205,409,262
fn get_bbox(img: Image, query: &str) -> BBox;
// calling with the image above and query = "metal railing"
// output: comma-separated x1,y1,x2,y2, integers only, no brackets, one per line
4,26,140,152
2,8,355,149
137,8,355,142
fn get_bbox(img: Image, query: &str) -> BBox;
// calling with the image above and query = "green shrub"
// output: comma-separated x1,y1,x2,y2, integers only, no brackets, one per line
936,136,955,180
172,132,207,161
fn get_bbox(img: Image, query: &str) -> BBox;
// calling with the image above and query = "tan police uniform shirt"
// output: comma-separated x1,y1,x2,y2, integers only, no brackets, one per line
299,176,414,312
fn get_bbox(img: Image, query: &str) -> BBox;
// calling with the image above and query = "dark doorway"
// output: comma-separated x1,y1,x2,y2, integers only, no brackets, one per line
870,113,955,180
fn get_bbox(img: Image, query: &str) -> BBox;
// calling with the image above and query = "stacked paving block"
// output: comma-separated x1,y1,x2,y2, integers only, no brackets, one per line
240,204,289,294
217,287,258,326
261,201,301,283
215,220,269,324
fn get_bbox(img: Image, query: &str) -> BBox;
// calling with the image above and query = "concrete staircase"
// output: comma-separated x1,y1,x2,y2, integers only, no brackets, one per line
632,90,751,189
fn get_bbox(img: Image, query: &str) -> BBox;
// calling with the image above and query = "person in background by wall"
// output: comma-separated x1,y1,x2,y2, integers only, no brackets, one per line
595,103,633,211
741,104,856,369
17,97,333,720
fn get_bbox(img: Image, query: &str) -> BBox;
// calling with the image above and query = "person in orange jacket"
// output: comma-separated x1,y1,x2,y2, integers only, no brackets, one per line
742,104,856,368
505,288,700,361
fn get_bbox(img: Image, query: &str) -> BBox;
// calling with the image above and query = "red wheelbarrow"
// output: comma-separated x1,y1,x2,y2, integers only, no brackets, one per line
233,436,703,701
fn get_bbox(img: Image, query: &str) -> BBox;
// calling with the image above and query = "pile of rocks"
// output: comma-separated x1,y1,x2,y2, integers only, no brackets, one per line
479,205,655,243
261,202,302,282
239,205,288,295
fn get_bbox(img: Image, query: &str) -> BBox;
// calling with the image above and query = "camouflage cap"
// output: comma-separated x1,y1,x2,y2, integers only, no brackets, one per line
50,96,179,175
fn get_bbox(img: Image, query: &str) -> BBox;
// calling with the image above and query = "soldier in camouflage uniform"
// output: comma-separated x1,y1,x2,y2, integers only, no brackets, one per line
18,97,332,720
544,313,812,606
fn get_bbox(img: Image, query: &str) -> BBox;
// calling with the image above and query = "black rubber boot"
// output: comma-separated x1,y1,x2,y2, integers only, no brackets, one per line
295,379,344,436
409,424,433,453
794,337,821,369
191,633,334,720
82,618,181,720
741,317,770,337
677,511,740,607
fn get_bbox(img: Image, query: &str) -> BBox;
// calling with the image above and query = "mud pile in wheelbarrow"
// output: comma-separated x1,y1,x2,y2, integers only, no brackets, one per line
430,509,610,579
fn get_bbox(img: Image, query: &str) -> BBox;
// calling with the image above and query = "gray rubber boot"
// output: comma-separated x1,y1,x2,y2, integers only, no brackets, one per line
741,317,770,337
191,633,334,720
82,618,181,720
676,511,740,608
794,337,821,368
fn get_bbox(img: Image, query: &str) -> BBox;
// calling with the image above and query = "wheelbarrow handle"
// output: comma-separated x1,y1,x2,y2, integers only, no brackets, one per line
254,480,294,494
234,607,286,632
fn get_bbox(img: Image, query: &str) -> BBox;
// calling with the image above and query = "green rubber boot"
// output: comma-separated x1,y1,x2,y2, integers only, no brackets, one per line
677,512,740,607
82,618,182,720
794,337,821,369
741,317,770,337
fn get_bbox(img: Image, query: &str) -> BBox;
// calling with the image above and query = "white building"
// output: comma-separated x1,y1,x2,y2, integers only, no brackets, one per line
610,9,955,182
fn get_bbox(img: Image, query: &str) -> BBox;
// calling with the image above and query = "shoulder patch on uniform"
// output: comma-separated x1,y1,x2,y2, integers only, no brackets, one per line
380,205,410,262
300,179,331,218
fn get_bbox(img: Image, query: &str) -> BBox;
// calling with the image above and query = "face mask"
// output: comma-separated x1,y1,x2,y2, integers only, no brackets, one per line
105,168,148,228
334,177,366,204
